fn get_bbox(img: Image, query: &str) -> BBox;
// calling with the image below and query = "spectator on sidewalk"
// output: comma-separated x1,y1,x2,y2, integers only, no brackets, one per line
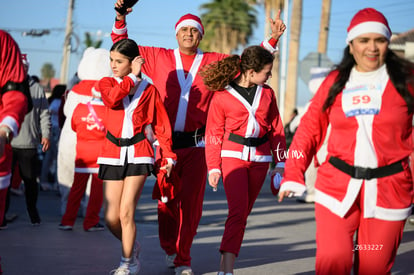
40,84,65,191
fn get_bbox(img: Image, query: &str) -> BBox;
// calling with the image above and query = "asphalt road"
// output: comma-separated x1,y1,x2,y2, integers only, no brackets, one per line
1,175,413,275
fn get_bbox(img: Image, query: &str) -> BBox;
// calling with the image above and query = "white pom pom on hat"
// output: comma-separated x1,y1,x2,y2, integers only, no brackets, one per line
346,8,391,44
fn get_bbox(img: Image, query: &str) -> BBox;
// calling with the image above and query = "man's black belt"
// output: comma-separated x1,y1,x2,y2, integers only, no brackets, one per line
172,126,205,150
228,133,268,147
328,156,404,180
106,130,146,147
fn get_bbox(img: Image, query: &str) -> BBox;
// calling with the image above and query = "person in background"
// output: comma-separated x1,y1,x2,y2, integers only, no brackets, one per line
111,2,285,273
58,80,108,232
283,108,298,149
95,38,176,275
279,8,414,274
40,84,66,191
56,48,112,217
201,45,286,275
4,53,51,226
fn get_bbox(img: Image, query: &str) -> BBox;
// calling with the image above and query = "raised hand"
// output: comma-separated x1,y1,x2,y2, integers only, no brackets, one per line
115,0,133,20
269,9,286,40
131,56,145,78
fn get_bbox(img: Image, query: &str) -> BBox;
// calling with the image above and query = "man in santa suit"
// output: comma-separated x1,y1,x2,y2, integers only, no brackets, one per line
111,2,286,274
0,30,30,232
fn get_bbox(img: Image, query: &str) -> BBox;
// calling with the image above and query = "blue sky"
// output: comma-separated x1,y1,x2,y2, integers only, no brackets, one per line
2,0,414,107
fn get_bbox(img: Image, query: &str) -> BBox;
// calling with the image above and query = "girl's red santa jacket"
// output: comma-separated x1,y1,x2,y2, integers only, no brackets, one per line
205,84,286,173
96,75,176,166
71,99,106,173
280,68,414,221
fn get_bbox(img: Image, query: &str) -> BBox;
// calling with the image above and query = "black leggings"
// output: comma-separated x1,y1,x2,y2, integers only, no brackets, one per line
6,148,39,219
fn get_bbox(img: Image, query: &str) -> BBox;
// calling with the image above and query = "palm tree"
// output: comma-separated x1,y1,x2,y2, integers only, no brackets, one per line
84,32,103,49
199,0,258,54
284,0,302,123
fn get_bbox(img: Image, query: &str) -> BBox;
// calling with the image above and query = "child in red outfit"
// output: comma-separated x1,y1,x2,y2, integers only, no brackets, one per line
96,38,176,275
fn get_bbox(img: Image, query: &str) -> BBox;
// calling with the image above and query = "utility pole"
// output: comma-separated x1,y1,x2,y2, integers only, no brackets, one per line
60,0,75,84
318,0,331,63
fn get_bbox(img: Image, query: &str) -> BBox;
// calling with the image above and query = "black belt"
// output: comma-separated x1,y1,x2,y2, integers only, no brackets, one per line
172,126,205,150
106,130,146,147
328,156,404,180
228,133,268,147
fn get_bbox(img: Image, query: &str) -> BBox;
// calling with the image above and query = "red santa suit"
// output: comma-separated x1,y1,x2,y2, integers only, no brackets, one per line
111,19,279,267
205,84,285,256
58,80,98,214
58,47,112,216
96,76,176,166
60,97,106,230
0,30,29,226
280,66,414,274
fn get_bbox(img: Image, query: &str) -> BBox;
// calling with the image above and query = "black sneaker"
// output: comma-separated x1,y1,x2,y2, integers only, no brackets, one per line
85,223,104,232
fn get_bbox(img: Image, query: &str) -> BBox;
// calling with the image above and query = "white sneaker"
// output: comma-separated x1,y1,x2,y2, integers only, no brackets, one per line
110,261,140,275
175,265,194,275
166,253,176,268
110,266,130,275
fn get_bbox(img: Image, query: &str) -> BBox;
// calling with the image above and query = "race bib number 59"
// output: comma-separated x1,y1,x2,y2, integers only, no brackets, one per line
342,84,383,117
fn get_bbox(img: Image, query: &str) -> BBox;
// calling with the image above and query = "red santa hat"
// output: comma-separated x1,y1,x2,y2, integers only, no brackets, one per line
346,8,391,44
175,13,204,37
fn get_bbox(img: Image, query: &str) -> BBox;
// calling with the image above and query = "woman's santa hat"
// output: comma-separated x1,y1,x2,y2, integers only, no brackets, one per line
346,8,391,43
175,13,204,37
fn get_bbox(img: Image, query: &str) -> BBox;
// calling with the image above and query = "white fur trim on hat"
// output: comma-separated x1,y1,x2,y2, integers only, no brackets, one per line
175,19,203,36
346,21,391,44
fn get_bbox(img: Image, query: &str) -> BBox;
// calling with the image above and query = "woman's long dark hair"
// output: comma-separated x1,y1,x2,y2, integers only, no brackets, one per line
110,38,140,61
323,46,414,113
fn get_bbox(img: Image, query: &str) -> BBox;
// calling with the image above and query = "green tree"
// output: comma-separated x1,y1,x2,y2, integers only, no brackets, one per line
41,62,56,93
41,63,55,82
84,32,103,49
199,0,257,54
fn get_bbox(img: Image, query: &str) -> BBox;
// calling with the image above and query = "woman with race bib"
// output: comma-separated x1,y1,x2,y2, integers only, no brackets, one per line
278,8,414,275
